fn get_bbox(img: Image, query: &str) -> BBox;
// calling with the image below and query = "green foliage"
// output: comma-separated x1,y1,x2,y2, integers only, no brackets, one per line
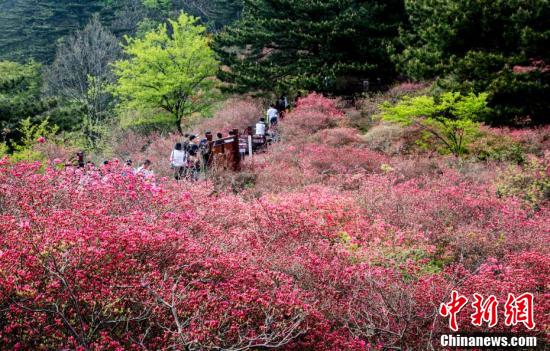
142,0,242,31
0,60,55,144
9,118,58,162
379,92,490,157
113,13,220,135
42,102,86,134
484,67,549,126
119,108,176,134
0,0,109,63
469,131,525,164
394,0,550,125
0,141,7,158
497,156,550,210
215,0,405,94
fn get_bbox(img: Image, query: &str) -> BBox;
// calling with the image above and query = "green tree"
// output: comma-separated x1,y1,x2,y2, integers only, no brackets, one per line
0,0,109,63
0,61,54,144
113,13,219,135
215,0,405,94
8,117,59,162
142,0,242,30
379,92,490,157
394,0,549,125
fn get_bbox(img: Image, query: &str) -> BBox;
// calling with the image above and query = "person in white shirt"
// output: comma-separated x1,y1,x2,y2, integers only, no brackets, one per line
256,118,266,136
134,159,154,177
170,142,187,180
266,104,279,127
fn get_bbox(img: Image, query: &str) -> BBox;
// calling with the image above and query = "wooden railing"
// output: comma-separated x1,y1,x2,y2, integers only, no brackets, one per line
203,128,270,172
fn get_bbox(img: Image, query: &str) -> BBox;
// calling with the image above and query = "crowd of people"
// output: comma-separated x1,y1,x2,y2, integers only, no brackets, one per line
166,97,291,181
68,97,295,183
169,133,208,181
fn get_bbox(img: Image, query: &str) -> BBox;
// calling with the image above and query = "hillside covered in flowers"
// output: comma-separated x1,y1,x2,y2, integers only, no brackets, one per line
0,92,548,350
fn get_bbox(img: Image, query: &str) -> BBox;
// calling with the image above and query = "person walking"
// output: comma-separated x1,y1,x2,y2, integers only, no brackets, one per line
199,138,212,176
267,104,279,127
170,142,187,180
255,118,266,136
186,135,200,181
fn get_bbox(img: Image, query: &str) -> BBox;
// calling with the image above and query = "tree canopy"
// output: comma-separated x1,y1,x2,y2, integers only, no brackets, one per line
394,0,549,124
0,0,109,63
215,0,405,94
379,92,490,157
0,61,55,143
113,13,219,135
45,15,121,145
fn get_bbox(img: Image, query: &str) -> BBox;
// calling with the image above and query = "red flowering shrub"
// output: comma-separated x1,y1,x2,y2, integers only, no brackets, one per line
196,97,263,134
310,127,362,147
280,93,344,138
108,131,182,178
1,91,548,350
1,158,548,349
480,125,550,156
0,163,320,350
254,144,387,191
355,171,550,269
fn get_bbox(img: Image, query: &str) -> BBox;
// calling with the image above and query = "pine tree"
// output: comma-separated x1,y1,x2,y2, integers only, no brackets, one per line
0,0,108,63
142,0,242,30
394,0,549,125
0,61,56,144
214,0,405,94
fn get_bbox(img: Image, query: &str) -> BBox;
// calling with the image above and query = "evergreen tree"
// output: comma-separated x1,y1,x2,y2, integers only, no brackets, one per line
0,61,55,144
214,0,405,94
394,0,549,125
142,0,242,30
0,0,109,63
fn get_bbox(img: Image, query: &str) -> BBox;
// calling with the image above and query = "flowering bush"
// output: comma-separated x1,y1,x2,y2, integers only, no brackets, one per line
1,91,548,350
310,127,362,147
107,131,181,178
0,162,352,350
254,143,387,191
196,97,263,134
482,125,550,156
280,93,343,138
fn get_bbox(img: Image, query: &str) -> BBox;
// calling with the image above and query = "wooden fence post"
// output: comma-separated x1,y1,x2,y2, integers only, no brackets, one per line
233,129,241,171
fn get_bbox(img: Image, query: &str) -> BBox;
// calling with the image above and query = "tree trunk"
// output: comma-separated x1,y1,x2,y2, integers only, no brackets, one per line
176,113,183,136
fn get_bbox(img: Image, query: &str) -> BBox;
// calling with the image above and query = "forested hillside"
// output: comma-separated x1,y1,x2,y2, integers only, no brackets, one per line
0,0,107,62
0,0,242,63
